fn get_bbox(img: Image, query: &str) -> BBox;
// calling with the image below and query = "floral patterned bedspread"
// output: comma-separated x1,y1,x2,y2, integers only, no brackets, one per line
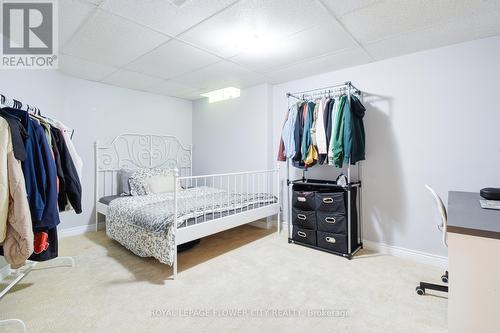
105,186,276,265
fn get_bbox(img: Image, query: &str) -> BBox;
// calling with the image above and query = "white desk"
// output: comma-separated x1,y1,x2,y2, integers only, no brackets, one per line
447,191,500,333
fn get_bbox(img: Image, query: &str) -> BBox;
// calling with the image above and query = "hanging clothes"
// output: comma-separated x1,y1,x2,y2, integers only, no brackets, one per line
310,102,319,147
0,109,27,162
280,103,298,160
292,102,306,169
31,118,60,231
343,95,353,165
349,95,366,164
321,98,334,165
0,117,34,268
329,95,347,168
277,108,290,161
54,120,82,182
0,104,82,266
51,127,82,213
278,89,366,170
315,98,328,158
301,101,315,164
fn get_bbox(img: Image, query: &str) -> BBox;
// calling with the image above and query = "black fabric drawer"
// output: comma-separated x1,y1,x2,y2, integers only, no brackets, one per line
292,227,317,246
315,192,345,213
292,208,317,230
292,191,316,210
317,231,347,254
316,212,346,234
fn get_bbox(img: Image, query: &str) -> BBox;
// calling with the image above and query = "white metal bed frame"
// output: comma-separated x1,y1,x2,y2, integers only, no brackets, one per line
95,134,280,278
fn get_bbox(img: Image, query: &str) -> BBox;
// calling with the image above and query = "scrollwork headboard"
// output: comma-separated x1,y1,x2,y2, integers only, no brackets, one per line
95,133,192,199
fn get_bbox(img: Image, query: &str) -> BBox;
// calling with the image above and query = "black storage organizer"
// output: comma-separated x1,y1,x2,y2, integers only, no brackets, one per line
285,81,364,260
288,179,362,259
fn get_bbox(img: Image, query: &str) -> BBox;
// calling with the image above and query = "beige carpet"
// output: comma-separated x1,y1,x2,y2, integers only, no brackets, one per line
0,225,447,332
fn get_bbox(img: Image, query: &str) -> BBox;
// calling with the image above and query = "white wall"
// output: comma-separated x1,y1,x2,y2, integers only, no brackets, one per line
273,36,500,257
192,83,273,175
0,70,192,231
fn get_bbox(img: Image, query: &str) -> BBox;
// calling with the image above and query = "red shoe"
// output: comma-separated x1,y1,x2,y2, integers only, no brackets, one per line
34,232,49,254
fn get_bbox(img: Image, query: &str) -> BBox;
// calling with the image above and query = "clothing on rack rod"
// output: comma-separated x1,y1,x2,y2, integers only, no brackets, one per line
0,118,34,268
292,102,305,168
322,98,334,165
281,103,298,160
330,95,347,168
0,99,82,266
279,88,366,169
301,101,315,166
350,95,366,165
0,110,27,162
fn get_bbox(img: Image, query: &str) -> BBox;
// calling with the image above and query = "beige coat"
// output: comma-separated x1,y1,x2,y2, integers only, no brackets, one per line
0,118,34,268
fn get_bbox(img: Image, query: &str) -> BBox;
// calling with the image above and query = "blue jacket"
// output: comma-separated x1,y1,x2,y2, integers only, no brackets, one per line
31,120,60,230
4,108,60,229
281,103,298,159
301,101,315,162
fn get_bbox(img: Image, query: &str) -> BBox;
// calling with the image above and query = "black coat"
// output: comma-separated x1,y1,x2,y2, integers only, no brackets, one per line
50,127,82,213
349,96,366,164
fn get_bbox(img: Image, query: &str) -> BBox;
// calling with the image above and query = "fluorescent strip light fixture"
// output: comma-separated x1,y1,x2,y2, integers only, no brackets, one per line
201,87,240,103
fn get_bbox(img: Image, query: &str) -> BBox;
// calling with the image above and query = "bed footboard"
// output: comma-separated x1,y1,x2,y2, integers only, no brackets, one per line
172,167,281,278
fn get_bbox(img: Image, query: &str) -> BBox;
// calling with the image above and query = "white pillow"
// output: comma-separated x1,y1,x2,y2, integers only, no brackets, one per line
129,168,174,196
143,174,179,194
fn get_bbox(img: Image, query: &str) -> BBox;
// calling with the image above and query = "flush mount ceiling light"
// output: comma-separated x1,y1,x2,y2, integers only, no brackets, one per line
201,87,240,103
216,21,280,56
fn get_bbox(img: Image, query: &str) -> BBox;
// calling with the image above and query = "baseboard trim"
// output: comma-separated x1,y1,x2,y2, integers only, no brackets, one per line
279,222,447,267
363,240,448,268
59,222,105,238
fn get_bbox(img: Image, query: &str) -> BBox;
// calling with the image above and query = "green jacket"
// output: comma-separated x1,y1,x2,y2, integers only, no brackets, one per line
329,95,346,168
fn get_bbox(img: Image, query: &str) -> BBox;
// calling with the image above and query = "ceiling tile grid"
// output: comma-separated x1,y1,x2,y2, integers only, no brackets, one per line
57,0,500,100
63,9,170,67
59,54,118,82
125,40,221,80
266,47,372,84
59,0,97,45
177,0,333,58
174,60,268,91
100,0,239,37
229,21,356,72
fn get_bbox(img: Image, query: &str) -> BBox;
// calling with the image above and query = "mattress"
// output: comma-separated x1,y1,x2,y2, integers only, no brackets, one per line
104,186,276,265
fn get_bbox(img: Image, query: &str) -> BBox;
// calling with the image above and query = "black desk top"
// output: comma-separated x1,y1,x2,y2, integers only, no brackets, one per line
448,191,500,239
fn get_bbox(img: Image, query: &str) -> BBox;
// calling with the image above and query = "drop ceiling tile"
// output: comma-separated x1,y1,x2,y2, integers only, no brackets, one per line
266,48,371,84
179,0,331,58
174,60,267,90
100,0,238,36
340,0,499,43
63,9,170,67
365,7,500,60
100,69,167,93
59,54,118,81
146,80,196,97
320,0,380,17
83,0,104,5
176,89,210,101
59,0,96,45
231,22,355,72
125,40,220,79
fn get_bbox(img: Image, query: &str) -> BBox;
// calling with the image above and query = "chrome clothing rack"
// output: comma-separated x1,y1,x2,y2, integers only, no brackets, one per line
0,94,76,332
284,81,364,259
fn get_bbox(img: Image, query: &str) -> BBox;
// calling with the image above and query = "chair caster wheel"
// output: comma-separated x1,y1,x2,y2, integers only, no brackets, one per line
441,275,448,283
416,286,425,295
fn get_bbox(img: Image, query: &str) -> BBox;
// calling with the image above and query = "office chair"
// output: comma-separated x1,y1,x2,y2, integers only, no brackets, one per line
415,184,449,295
